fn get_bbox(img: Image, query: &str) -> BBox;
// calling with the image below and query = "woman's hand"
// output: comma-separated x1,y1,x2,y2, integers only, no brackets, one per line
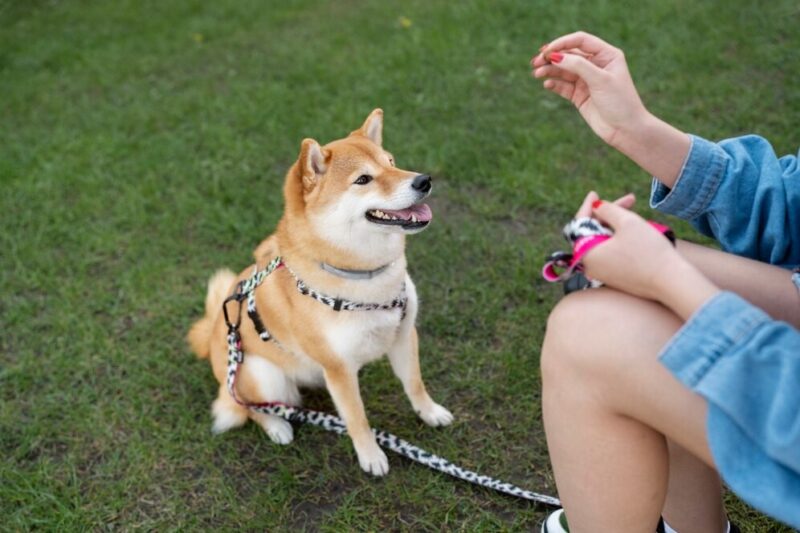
574,190,635,218
531,31,648,147
581,198,721,320
531,31,691,188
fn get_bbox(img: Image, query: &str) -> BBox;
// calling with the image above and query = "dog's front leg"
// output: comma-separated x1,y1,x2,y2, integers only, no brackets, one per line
388,326,454,427
323,364,389,476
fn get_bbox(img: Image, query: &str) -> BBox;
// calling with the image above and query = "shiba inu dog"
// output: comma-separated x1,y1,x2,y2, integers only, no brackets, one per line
187,109,453,476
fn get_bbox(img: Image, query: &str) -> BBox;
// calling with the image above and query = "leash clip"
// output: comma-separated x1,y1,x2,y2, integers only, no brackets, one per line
222,281,247,331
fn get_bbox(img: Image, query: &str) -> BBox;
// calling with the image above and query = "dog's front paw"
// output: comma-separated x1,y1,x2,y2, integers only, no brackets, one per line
418,402,454,427
356,442,389,476
257,415,294,445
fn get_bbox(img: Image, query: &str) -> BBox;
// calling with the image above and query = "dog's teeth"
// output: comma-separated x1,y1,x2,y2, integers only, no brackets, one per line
410,214,417,223
374,210,384,217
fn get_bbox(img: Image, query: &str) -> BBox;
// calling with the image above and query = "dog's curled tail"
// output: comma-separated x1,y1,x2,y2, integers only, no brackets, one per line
187,269,237,359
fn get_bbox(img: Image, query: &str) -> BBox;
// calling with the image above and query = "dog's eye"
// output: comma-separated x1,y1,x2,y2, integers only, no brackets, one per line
354,174,373,185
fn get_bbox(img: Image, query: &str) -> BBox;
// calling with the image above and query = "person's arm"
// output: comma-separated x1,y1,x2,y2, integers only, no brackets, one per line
580,200,721,321
532,32,800,266
659,289,800,526
582,199,800,526
531,31,690,188
651,134,800,267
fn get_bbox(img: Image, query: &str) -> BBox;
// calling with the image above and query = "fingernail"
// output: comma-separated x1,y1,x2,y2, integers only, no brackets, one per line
549,52,563,63
591,199,603,209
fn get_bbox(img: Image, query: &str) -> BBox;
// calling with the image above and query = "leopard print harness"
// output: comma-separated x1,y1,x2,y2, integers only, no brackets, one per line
221,256,561,507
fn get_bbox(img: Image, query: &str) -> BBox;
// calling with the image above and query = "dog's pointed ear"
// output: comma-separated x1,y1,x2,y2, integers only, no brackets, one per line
351,108,383,146
297,138,328,190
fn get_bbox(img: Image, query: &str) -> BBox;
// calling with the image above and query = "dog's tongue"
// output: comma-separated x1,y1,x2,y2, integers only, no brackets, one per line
383,203,433,222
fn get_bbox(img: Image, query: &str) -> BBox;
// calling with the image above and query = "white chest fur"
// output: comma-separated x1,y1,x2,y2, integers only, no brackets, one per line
323,275,418,369
324,307,404,368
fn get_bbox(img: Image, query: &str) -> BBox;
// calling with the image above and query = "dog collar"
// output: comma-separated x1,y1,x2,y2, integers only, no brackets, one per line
222,256,408,349
320,261,394,280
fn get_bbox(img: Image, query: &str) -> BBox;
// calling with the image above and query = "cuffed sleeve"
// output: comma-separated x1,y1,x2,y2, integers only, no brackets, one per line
650,135,727,219
659,291,800,527
650,134,800,268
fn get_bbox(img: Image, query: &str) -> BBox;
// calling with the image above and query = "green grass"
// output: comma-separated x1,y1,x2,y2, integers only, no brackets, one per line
1,0,798,530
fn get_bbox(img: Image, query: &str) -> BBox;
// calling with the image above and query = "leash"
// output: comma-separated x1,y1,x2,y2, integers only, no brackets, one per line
221,257,561,507
543,217,675,293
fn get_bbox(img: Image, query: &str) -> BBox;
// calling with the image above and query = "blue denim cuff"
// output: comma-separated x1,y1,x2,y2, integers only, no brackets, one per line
793,272,800,293
650,135,728,220
658,291,769,387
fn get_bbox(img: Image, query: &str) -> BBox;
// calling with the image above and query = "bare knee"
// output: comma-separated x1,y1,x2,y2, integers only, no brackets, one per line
541,289,678,387
543,290,618,382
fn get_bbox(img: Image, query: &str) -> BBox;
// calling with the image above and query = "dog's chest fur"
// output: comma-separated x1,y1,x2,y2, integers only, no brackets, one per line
323,304,406,368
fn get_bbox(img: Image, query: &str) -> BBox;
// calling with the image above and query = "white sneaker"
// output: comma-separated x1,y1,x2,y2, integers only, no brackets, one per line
541,509,569,533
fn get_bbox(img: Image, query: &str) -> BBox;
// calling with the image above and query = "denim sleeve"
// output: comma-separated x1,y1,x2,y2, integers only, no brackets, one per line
650,134,800,267
660,292,800,526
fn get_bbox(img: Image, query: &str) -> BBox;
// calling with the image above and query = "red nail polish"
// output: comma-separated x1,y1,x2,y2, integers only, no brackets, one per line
549,52,563,63
592,200,603,209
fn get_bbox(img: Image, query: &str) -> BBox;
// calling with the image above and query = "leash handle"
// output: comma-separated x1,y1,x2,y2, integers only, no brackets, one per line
542,217,675,286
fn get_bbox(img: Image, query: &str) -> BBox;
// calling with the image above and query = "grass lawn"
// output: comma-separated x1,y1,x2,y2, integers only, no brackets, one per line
2,0,798,530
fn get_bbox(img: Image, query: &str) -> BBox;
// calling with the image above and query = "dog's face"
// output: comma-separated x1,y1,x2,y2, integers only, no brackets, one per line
295,110,433,252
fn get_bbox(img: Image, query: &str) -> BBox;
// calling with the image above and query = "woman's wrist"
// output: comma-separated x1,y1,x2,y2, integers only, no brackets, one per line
610,112,691,189
654,256,721,321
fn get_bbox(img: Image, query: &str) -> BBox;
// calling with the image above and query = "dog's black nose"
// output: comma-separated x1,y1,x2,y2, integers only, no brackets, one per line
412,174,432,193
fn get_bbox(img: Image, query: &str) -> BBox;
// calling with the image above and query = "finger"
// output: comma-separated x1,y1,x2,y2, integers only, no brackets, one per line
575,191,599,218
549,52,609,87
612,193,636,210
532,64,578,82
542,79,575,100
592,199,638,229
531,47,591,68
530,53,548,68
564,47,594,59
544,31,614,56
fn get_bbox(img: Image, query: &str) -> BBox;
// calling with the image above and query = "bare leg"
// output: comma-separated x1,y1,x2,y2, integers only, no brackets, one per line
678,240,800,327
663,240,795,531
663,441,726,533
541,289,719,533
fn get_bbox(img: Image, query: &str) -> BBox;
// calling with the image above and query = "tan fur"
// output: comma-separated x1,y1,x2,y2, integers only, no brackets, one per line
187,109,452,475
187,269,237,359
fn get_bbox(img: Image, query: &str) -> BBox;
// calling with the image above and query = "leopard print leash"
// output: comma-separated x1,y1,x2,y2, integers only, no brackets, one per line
221,258,562,508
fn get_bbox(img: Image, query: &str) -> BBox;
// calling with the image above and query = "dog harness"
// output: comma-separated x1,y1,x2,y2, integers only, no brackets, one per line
219,256,561,507
543,217,675,293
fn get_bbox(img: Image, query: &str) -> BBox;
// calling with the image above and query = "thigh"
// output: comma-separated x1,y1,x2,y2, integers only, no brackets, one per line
545,288,715,466
678,240,800,327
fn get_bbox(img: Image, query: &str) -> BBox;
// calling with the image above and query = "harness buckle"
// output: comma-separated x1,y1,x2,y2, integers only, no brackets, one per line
222,281,246,331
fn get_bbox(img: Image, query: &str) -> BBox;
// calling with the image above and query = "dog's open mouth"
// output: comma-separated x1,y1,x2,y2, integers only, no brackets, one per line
365,203,432,230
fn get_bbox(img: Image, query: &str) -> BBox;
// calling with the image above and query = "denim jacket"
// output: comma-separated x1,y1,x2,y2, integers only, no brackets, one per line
649,134,800,527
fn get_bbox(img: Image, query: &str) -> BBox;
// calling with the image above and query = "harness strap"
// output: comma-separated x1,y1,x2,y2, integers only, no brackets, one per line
219,255,560,507
288,269,407,315
225,255,408,407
